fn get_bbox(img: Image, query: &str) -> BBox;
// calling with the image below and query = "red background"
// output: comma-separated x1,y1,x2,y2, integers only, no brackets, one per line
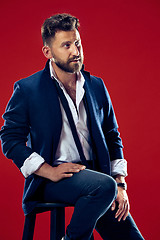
0,0,159,239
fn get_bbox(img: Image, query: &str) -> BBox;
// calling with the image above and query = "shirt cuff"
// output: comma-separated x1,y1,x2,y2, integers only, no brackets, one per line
20,152,45,178
111,159,128,177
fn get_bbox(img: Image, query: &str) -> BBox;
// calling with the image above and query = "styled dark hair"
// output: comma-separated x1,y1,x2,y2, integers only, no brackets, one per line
41,13,80,45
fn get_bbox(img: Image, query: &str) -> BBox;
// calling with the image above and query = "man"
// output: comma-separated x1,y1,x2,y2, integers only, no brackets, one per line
0,14,144,239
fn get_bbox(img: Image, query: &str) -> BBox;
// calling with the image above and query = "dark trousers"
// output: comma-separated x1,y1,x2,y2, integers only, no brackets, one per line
42,169,144,240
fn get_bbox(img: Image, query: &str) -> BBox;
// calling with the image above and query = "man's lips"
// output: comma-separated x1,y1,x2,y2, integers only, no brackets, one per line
69,58,81,63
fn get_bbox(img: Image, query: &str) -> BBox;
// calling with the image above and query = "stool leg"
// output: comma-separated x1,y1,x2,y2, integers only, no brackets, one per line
22,213,36,240
50,207,65,240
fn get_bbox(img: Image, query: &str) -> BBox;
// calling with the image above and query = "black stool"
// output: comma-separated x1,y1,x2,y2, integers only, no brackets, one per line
22,202,70,240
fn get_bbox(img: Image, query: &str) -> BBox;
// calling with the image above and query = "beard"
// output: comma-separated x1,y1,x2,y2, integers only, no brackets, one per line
51,52,84,73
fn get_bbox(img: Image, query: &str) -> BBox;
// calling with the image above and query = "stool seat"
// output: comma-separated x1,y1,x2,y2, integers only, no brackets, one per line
35,202,70,213
22,202,72,240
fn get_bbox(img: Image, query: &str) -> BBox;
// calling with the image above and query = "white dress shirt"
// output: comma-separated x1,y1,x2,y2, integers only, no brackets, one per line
21,60,127,178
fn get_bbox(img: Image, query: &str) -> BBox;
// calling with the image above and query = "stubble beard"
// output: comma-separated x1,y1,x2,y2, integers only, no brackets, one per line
51,53,84,73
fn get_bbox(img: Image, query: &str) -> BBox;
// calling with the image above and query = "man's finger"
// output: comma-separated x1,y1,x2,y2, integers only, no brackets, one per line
65,165,86,173
64,168,82,173
71,165,86,171
122,203,129,221
118,204,128,222
63,173,73,178
117,203,126,221
73,163,86,168
116,201,129,221
111,200,116,211
115,202,124,218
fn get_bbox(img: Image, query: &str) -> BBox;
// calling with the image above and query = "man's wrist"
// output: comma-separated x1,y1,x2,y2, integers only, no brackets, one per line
113,174,127,190
117,182,127,191
114,174,126,183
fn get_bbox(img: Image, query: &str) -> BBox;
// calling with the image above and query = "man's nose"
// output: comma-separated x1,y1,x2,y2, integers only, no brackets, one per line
71,44,79,56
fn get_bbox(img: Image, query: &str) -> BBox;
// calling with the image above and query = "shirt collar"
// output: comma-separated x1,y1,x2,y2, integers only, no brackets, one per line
49,59,85,89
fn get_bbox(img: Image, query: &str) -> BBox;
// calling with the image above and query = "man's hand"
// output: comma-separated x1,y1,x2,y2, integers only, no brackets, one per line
35,162,86,182
111,186,130,222
49,163,86,182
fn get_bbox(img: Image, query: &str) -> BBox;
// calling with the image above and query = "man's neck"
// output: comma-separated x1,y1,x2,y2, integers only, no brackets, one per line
51,62,77,87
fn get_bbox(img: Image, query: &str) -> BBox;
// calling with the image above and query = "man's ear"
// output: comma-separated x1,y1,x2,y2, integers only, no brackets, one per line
42,45,52,59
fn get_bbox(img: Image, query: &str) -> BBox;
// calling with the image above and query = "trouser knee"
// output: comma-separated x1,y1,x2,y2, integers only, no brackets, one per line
99,175,117,203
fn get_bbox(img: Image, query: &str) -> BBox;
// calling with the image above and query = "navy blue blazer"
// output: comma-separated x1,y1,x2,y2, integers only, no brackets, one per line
0,60,124,215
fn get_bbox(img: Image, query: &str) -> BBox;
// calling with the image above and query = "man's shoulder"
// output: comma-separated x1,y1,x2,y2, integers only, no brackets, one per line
82,69,111,103
15,69,44,88
15,61,50,91
82,69,105,90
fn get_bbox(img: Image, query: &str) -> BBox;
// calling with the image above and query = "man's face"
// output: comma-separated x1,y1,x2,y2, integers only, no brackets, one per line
49,29,84,73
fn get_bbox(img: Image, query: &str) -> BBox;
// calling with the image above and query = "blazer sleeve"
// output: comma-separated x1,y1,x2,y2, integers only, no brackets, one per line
100,79,124,161
0,82,34,169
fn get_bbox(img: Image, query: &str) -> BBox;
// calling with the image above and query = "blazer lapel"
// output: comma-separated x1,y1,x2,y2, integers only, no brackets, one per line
42,62,63,158
82,71,111,175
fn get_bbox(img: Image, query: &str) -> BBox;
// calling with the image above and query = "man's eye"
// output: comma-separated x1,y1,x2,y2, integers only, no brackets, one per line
64,44,70,48
75,42,80,47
